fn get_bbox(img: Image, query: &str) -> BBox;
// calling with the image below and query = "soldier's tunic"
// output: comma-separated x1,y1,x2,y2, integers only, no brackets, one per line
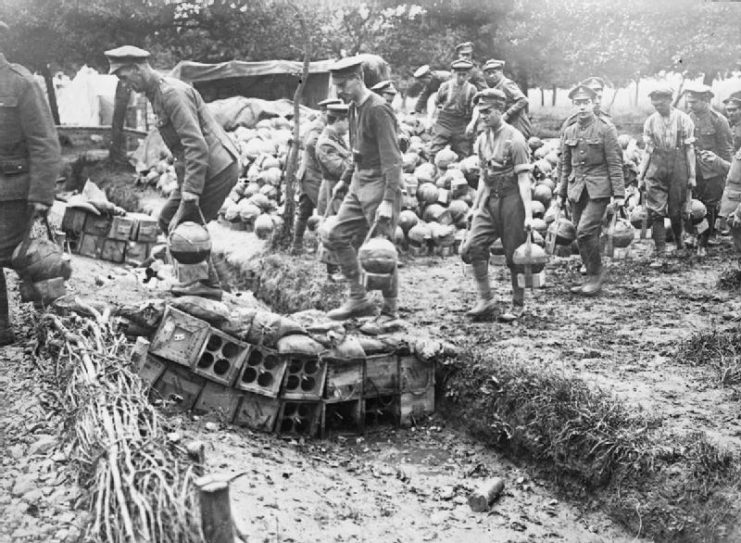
642,107,695,219
491,76,532,139
731,122,741,153
327,92,403,300
294,119,325,230
148,76,239,232
559,116,624,275
0,53,60,266
316,127,351,216
460,122,530,269
712,149,741,252
429,79,477,158
414,70,450,114
689,108,733,219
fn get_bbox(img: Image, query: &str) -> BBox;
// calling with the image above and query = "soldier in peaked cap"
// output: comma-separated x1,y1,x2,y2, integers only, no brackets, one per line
106,45,240,300
724,91,741,153
291,97,343,255
557,85,624,296
684,85,733,254
454,41,487,91
428,59,478,160
637,86,696,266
371,80,397,106
459,88,533,322
467,58,531,140
0,20,61,345
560,76,613,133
412,64,450,115
323,57,404,329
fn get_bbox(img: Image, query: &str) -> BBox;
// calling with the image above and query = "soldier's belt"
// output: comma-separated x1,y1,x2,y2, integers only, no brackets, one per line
0,157,29,176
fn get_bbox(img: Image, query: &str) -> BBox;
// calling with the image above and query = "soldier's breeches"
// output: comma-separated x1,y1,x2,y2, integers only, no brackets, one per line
0,200,32,267
645,150,688,220
159,160,239,232
293,193,314,244
572,195,609,275
429,125,471,160
461,193,526,267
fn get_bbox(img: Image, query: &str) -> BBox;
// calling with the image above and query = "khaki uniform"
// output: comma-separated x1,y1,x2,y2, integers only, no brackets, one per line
414,70,450,114
559,116,624,275
316,127,351,216
731,122,741,153
490,76,531,139
148,76,239,232
430,79,477,158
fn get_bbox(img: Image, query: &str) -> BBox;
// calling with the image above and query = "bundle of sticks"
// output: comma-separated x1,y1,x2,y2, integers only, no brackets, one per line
38,300,201,543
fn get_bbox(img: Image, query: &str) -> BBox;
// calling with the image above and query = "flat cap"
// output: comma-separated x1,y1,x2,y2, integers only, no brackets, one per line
326,102,350,115
482,59,505,72
568,84,597,101
473,88,507,108
684,84,714,99
455,41,474,53
413,65,431,79
105,45,151,74
450,59,474,72
317,98,343,109
329,57,363,79
723,90,741,105
648,86,674,99
371,80,397,95
580,76,606,91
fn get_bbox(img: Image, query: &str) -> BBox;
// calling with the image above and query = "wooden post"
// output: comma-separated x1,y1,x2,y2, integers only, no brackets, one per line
41,64,60,125
198,480,235,543
468,477,505,512
551,85,557,106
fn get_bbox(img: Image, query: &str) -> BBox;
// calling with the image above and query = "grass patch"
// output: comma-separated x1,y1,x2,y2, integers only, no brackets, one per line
439,348,741,542
717,267,741,291
675,329,741,385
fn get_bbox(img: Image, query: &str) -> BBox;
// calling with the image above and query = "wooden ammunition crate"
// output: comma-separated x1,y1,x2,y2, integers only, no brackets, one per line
400,388,435,427
193,381,242,421
399,355,435,392
233,391,281,432
83,214,112,236
136,354,167,390
125,241,151,266
109,215,137,241
61,206,87,234
131,213,160,242
322,399,364,437
149,306,211,367
276,401,322,437
151,364,205,413
77,233,105,259
235,347,287,398
364,353,399,398
324,357,364,403
193,328,250,386
101,238,126,263
280,355,327,401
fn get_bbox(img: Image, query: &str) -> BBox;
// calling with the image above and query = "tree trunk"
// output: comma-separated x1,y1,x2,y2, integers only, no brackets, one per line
40,64,60,125
634,78,640,107
551,85,557,107
540,87,545,107
273,2,311,249
109,80,131,164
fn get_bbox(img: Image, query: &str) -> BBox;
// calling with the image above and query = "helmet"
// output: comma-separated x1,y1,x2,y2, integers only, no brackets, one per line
169,222,212,264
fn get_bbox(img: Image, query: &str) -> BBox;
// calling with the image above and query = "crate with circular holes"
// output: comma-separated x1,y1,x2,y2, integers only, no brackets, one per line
193,328,250,386
235,347,287,398
276,401,322,436
280,355,327,401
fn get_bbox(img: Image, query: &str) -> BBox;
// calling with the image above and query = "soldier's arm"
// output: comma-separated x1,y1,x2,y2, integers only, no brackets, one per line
684,117,696,186
415,84,431,114
603,125,625,198
637,118,654,182
502,80,528,122
716,115,733,162
557,133,572,200
373,105,403,202
511,136,533,224
162,87,210,196
316,141,350,181
19,77,61,205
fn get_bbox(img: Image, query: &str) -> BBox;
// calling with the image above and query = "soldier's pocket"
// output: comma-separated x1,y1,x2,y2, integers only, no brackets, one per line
586,139,604,165
0,95,19,146
565,139,579,166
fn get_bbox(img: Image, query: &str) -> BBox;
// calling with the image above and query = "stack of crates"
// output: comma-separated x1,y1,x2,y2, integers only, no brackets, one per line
136,304,436,437
61,206,158,265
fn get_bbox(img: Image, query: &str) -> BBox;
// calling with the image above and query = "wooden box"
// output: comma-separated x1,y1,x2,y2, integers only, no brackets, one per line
109,215,136,241
77,233,104,259
280,355,327,401
235,347,287,398
83,214,112,236
276,401,322,437
364,353,399,398
322,399,364,437
149,306,211,367
365,394,400,428
193,381,242,421
132,214,160,242
101,238,127,263
400,388,435,427
136,354,167,390
399,355,435,392
125,241,151,266
233,392,281,432
193,328,250,386
324,357,364,403
61,207,88,234
151,364,205,413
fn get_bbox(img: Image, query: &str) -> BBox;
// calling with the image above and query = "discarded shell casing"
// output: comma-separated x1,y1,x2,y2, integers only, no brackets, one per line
468,477,505,512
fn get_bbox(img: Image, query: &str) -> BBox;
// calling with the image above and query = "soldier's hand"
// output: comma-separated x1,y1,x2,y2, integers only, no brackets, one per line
465,122,475,140
331,181,346,200
181,191,200,203
28,202,50,219
377,200,393,221
688,176,697,189
524,216,533,231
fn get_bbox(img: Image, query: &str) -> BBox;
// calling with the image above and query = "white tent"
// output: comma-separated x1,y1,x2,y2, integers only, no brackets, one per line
56,66,119,126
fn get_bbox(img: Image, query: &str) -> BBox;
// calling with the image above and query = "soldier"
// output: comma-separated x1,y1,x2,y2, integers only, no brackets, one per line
685,86,733,254
370,80,398,107
466,58,531,140
0,21,61,345
325,58,403,326
561,76,613,131
429,59,477,160
454,41,487,91
723,91,741,152
460,89,533,321
637,87,696,267
106,46,240,299
412,65,450,115
557,85,625,296
292,97,342,254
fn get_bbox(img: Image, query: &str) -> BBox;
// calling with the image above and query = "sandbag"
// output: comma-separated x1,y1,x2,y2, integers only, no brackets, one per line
277,333,326,356
169,296,230,327
245,310,305,347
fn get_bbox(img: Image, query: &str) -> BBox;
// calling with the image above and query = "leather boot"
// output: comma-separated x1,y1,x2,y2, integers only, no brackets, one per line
0,271,14,347
466,260,498,318
581,269,604,296
650,220,667,268
171,281,224,300
360,297,403,335
328,278,376,320
499,273,525,322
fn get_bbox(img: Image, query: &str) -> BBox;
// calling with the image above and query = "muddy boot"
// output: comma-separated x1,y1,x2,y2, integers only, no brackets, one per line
360,297,403,335
650,220,667,268
581,270,604,296
0,271,14,347
466,260,498,318
498,273,525,323
171,281,223,300
328,279,376,320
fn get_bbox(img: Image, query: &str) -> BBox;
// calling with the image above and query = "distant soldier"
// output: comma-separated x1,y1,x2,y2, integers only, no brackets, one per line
685,86,733,254
466,59,531,139
429,59,477,160
454,41,487,91
723,91,741,153
412,65,450,115
637,87,696,266
0,21,61,345
292,97,342,254
460,89,533,321
325,58,403,325
557,85,624,296
370,80,398,107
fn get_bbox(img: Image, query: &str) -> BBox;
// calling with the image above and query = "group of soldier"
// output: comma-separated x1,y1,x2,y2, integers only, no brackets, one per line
2,17,741,345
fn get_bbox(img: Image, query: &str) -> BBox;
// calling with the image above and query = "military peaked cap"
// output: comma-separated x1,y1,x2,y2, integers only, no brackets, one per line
482,59,505,71
455,41,474,53
685,84,714,100
329,57,363,79
317,98,343,109
580,77,606,91
371,80,397,95
723,90,741,105
473,88,507,109
413,65,431,79
568,84,597,101
326,103,350,115
648,86,674,99
450,59,474,72
105,45,151,74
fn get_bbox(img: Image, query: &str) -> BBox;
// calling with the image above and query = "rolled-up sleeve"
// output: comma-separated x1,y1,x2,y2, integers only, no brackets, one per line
162,87,209,195
19,77,60,204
